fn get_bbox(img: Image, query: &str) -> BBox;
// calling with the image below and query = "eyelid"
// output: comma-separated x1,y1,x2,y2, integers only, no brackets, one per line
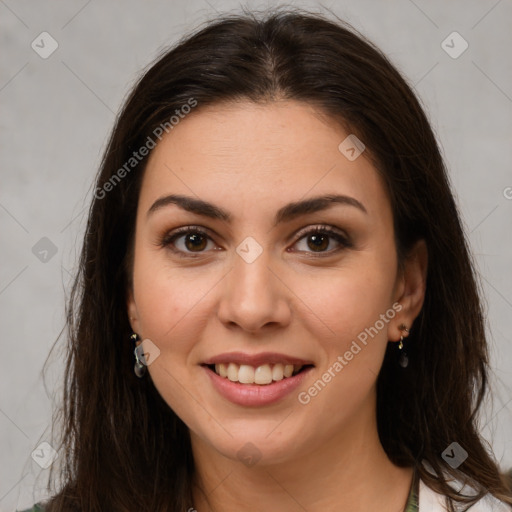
292,224,349,242
161,225,214,243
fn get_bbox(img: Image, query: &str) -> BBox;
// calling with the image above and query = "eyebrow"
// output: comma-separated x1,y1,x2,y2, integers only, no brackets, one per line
147,193,367,225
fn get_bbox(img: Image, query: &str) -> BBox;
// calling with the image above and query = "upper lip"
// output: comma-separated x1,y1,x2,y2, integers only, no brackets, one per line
202,352,314,367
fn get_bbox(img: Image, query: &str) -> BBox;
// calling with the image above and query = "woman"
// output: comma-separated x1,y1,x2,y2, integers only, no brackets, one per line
21,8,512,512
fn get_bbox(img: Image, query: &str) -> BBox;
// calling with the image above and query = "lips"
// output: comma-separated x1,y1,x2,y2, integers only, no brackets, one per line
201,351,314,398
203,362,314,407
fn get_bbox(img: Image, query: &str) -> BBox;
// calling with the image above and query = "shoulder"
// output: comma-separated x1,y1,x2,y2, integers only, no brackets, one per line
16,505,45,512
419,477,510,511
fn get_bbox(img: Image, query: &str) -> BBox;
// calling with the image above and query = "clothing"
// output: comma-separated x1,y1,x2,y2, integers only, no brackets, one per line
17,506,44,512
416,476,510,511
17,476,510,512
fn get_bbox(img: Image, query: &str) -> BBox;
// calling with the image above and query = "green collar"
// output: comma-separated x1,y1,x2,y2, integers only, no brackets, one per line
405,467,420,512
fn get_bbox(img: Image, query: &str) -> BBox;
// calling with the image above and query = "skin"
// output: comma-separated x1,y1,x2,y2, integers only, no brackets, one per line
127,99,428,512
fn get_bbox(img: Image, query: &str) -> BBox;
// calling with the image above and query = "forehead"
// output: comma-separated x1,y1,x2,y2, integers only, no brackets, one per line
139,100,390,222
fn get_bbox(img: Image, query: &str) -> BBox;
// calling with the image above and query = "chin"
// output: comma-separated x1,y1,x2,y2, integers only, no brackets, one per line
193,420,312,467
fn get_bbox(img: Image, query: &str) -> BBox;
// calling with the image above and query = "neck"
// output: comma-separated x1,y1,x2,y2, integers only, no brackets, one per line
190,407,414,512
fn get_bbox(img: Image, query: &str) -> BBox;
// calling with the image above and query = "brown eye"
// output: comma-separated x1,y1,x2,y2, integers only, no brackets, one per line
292,226,352,255
306,233,330,252
161,227,217,256
183,232,207,251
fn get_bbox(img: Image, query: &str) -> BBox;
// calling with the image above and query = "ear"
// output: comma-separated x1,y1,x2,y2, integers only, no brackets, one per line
390,239,428,341
126,287,140,334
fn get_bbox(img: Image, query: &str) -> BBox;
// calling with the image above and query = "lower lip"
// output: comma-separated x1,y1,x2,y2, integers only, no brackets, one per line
203,365,313,407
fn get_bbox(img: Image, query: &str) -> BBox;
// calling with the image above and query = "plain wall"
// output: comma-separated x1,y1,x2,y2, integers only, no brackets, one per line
1,0,511,509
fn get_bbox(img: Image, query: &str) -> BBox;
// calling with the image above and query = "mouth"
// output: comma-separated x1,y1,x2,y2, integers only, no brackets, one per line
202,356,315,406
204,362,314,385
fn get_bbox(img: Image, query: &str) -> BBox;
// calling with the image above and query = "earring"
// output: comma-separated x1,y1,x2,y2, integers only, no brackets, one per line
132,333,146,378
397,324,410,368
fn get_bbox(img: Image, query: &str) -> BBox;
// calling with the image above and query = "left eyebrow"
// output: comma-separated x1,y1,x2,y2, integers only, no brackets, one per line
146,193,368,225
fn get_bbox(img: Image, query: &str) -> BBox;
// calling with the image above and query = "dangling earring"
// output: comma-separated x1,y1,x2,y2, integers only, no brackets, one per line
397,324,410,368
132,333,146,378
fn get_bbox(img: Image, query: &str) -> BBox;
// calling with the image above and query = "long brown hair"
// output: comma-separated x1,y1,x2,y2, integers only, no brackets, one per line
43,8,512,511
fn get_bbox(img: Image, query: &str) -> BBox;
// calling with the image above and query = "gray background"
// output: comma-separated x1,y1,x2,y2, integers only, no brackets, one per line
1,0,511,509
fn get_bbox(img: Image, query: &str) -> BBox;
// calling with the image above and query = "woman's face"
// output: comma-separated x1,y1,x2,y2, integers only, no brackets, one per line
128,99,425,466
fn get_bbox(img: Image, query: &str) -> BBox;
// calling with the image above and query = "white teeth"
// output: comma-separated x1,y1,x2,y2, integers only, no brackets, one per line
272,364,284,381
238,365,255,384
217,363,228,378
212,362,305,385
227,363,239,381
254,364,272,384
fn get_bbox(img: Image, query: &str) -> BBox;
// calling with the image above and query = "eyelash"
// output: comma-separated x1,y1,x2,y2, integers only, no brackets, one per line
160,224,352,258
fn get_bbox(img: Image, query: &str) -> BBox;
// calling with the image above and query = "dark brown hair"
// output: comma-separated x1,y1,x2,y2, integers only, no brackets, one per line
42,7,512,511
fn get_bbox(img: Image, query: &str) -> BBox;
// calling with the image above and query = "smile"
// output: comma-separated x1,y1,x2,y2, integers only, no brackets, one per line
209,362,308,385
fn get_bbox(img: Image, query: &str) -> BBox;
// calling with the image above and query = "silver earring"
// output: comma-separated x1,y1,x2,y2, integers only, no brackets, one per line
397,325,410,368
132,333,146,378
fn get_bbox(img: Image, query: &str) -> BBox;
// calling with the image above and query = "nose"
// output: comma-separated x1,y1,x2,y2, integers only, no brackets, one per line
216,247,292,334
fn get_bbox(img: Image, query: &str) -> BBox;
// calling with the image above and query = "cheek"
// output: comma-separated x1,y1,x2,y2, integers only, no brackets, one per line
294,250,397,345
296,247,398,415
131,250,222,377
295,276,396,436
132,237,215,331
131,253,217,423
